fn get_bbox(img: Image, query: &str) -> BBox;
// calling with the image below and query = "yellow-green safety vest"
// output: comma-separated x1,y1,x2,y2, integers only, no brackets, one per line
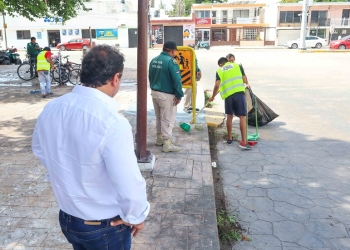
36,51,50,71
217,62,245,100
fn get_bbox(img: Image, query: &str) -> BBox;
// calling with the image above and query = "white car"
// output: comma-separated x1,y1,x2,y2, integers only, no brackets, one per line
284,36,327,49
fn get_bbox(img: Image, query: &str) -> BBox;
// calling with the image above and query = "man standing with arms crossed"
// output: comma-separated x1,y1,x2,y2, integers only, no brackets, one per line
209,57,252,150
27,37,40,77
149,41,184,152
32,45,149,249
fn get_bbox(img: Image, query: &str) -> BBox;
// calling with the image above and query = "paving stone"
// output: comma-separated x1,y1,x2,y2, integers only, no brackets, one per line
274,201,310,222
297,232,333,249
247,220,273,235
188,226,220,250
150,187,185,203
273,221,306,242
239,197,274,213
330,238,350,250
161,214,203,227
247,188,267,197
304,219,348,239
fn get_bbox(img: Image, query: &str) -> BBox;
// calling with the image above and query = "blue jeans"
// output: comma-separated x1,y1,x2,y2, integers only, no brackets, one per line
59,210,132,250
38,71,51,95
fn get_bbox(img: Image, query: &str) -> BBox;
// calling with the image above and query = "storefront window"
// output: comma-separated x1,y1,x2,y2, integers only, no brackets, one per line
82,29,97,39
211,29,227,41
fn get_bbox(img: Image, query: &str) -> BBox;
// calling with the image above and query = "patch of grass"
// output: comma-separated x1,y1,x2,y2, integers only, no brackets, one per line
217,210,242,242
194,125,203,130
204,90,214,108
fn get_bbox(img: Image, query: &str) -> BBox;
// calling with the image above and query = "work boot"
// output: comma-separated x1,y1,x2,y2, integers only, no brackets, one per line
162,138,181,153
156,133,164,146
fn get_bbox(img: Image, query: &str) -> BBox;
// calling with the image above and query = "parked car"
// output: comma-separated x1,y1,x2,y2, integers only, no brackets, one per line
284,36,327,49
329,35,350,50
56,38,95,51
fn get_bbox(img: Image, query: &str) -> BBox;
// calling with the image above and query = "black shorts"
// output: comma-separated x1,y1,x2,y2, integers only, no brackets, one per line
224,92,247,116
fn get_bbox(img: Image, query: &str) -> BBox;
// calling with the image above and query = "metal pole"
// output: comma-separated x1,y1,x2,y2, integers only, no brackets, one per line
299,0,309,50
148,7,152,48
136,0,152,163
2,13,8,49
89,26,92,48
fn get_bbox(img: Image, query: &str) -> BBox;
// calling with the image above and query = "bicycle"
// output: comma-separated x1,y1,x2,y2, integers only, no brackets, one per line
52,55,81,85
68,63,82,85
17,54,36,81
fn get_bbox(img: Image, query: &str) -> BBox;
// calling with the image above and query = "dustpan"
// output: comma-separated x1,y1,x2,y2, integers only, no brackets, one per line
247,96,259,141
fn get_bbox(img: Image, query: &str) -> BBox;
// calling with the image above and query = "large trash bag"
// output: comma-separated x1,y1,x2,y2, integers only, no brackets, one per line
246,88,279,127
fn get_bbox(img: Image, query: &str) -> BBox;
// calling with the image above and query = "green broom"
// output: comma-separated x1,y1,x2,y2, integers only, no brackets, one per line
247,96,259,141
179,103,209,132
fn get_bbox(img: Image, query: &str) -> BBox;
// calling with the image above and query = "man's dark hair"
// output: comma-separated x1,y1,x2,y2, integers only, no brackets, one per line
81,45,125,88
218,57,228,66
226,53,235,59
31,37,36,41
43,47,51,51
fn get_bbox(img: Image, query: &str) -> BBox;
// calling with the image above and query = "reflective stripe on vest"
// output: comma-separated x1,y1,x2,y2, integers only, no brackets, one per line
217,62,245,100
36,51,50,71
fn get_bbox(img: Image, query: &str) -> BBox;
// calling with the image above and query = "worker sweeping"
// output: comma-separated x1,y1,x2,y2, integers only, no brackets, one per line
148,41,184,153
208,57,252,150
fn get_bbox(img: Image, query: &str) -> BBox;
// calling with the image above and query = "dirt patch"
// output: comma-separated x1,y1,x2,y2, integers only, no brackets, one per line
209,125,246,249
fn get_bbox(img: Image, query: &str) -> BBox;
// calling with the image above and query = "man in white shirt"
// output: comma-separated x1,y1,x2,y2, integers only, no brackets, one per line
32,45,150,250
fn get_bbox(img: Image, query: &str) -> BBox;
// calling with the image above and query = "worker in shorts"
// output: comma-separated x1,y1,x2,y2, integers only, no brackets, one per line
209,57,252,150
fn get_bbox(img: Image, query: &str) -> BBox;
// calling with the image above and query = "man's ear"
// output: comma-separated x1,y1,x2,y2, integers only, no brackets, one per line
111,72,121,87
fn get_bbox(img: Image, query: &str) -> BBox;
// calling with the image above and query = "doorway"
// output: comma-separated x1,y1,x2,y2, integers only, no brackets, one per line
128,28,138,48
164,26,183,46
195,29,210,44
47,30,61,48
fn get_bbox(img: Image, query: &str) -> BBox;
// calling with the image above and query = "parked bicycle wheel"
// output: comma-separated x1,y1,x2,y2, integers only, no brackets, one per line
17,63,36,81
69,69,81,85
52,66,70,84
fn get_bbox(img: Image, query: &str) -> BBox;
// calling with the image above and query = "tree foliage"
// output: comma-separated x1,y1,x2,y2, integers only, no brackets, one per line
0,0,89,22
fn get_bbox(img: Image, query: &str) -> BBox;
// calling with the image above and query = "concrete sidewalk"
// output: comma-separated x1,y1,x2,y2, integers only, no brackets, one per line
0,69,220,249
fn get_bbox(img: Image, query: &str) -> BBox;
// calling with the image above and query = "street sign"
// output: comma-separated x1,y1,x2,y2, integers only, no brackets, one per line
175,47,195,86
175,46,198,122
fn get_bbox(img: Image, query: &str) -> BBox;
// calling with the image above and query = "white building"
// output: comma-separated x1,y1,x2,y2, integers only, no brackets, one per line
0,0,139,49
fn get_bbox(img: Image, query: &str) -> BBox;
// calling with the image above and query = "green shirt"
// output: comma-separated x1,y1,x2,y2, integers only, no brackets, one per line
27,42,40,56
148,52,184,100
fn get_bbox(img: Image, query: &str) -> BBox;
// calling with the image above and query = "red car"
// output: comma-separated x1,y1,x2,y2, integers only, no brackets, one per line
56,38,95,51
329,35,350,50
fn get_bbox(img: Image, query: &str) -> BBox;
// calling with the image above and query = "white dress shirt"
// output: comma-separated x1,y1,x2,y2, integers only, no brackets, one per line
32,85,150,224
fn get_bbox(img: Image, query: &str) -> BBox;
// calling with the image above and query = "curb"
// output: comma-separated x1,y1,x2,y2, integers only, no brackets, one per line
298,49,350,53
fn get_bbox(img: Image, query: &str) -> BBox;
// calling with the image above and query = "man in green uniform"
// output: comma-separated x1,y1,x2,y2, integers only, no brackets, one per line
149,41,184,152
27,37,40,77
209,57,252,150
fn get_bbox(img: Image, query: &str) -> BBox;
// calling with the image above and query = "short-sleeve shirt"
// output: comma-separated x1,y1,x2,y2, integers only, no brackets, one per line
216,63,245,81
44,51,52,60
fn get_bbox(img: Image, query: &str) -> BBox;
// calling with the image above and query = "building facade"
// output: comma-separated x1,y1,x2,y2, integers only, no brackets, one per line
0,0,138,49
150,2,276,47
274,2,350,46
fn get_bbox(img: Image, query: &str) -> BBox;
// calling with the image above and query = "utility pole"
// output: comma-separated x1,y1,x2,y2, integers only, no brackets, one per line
135,0,153,163
2,13,8,49
299,0,309,50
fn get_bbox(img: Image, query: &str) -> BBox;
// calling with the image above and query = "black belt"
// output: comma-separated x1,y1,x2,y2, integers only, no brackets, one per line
60,210,121,226
151,89,174,95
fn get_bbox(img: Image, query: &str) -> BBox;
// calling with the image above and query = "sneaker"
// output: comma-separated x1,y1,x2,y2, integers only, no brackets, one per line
239,141,253,150
48,92,53,95
42,94,46,98
227,139,233,145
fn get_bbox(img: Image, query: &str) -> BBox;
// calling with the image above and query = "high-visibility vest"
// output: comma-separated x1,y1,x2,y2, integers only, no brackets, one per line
36,51,50,71
217,62,245,100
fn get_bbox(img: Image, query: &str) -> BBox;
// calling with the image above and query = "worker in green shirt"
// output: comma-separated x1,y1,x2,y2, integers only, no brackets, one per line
27,37,41,77
149,41,184,153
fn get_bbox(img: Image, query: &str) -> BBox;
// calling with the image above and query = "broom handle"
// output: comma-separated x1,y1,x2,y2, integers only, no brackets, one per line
189,102,209,124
